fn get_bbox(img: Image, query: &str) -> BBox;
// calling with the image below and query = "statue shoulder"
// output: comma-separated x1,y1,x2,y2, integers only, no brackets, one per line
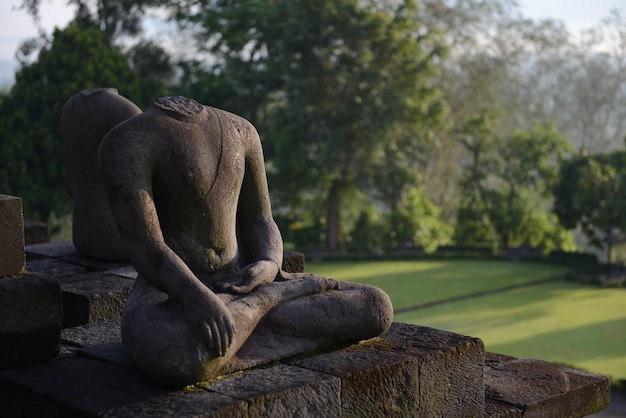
208,107,261,151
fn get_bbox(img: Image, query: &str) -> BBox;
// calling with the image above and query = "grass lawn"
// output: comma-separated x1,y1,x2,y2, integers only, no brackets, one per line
307,259,570,310
306,259,626,383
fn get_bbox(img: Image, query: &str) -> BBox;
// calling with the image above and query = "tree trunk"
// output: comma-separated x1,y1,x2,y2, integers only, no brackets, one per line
325,180,342,252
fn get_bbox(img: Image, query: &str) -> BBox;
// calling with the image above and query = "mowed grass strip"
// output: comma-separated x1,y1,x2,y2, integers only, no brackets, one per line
306,259,570,310
306,259,626,382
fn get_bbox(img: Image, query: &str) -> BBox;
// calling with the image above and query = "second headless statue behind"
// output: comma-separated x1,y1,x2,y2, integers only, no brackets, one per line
62,88,141,260
98,96,393,387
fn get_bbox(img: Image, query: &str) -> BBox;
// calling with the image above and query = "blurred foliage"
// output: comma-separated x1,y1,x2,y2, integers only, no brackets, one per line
457,119,575,251
555,151,626,250
0,25,144,219
2,0,625,255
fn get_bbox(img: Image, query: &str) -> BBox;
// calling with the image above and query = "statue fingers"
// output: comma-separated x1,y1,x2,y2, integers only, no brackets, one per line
210,320,223,357
199,322,215,354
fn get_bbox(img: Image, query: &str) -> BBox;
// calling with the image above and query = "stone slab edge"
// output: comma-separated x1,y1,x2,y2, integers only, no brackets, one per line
0,321,612,417
483,352,610,417
370,321,486,417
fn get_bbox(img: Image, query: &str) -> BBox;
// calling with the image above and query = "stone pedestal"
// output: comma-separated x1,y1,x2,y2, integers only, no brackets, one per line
0,320,609,417
0,194,25,277
0,273,62,369
0,195,62,369
0,240,608,416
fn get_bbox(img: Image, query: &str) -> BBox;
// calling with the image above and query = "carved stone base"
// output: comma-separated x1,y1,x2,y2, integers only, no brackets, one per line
5,241,609,416
0,320,610,417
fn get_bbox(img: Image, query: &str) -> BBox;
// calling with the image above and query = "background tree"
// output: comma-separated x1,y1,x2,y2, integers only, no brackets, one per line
0,25,144,224
173,0,448,251
2,0,175,229
457,121,574,251
6,0,622,254
389,187,453,252
513,10,626,153
20,0,153,42
555,151,626,260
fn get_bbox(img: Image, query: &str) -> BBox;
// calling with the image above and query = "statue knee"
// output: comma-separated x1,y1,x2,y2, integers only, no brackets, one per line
364,285,394,335
121,302,222,387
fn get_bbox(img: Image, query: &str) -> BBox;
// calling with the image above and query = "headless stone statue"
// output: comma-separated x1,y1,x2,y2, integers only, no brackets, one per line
99,96,393,387
61,88,142,260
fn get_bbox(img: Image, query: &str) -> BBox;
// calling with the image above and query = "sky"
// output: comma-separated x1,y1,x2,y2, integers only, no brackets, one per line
0,0,625,85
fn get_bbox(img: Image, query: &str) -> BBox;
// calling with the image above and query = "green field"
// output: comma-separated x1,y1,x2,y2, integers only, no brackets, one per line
306,259,626,383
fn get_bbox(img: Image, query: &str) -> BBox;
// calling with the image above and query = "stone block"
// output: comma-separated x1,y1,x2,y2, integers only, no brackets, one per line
104,387,248,418
105,265,138,279
62,319,122,348
0,355,247,417
199,364,342,417
79,341,135,369
27,257,87,278
60,252,129,273
23,219,49,245
372,322,485,417
287,344,420,416
0,194,25,277
0,273,62,369
0,321,612,417
26,240,78,260
59,272,134,328
484,352,610,418
282,250,305,273
61,319,123,358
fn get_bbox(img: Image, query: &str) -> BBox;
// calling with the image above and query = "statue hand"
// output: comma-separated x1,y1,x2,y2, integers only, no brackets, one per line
184,286,235,357
216,260,279,294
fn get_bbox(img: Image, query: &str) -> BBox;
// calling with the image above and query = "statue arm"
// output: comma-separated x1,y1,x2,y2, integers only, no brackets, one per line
217,127,283,294
99,131,234,356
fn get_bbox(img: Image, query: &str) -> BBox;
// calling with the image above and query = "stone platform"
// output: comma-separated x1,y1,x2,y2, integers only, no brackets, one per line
0,320,609,417
0,241,610,417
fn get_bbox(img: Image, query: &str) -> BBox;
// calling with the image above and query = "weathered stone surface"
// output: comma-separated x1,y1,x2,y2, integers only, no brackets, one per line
59,272,134,328
199,364,342,417
0,355,247,418
0,194,25,277
60,252,129,273
484,399,522,418
23,219,49,245
102,387,247,418
62,320,129,368
484,352,610,418
26,240,78,260
27,257,87,278
79,341,135,369
105,265,138,279
0,356,169,416
62,319,122,348
287,343,420,416
0,321,612,417
282,250,305,273
0,273,62,369
372,322,485,417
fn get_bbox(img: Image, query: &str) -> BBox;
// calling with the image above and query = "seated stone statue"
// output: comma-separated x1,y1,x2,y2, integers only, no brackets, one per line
99,96,393,387
62,88,141,260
